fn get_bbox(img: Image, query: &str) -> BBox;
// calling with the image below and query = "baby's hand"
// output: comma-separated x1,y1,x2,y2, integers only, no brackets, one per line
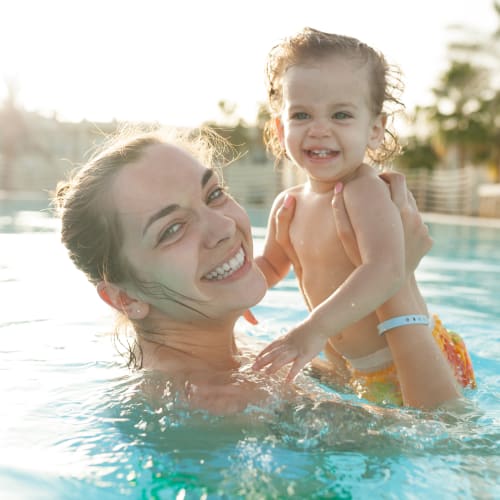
252,325,327,382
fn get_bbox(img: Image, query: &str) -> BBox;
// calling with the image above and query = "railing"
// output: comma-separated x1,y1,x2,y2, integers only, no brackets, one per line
222,159,281,209
222,161,497,219
402,166,481,216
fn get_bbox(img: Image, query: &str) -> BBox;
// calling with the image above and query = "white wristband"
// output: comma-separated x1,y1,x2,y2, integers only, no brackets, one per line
377,315,429,336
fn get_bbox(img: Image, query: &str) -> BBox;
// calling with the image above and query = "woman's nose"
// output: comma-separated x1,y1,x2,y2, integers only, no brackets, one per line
202,209,236,248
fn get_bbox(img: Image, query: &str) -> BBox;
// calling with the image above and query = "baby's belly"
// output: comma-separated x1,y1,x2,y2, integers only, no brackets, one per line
301,267,348,307
328,315,386,359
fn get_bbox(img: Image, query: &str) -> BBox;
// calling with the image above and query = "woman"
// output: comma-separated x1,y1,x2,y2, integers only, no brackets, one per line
54,126,460,414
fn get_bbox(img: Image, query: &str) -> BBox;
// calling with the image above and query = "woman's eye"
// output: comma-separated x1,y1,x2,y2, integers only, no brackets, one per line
291,111,309,120
158,222,183,244
207,186,227,204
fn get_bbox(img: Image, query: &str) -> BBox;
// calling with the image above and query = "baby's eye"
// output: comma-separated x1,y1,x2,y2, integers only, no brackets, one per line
291,111,310,120
207,186,227,204
333,111,351,120
158,222,183,244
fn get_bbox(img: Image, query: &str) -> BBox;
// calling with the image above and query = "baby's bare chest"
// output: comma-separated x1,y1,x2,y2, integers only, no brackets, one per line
289,197,354,305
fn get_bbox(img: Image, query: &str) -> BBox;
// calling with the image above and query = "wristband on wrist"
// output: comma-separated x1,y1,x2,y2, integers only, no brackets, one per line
377,315,429,336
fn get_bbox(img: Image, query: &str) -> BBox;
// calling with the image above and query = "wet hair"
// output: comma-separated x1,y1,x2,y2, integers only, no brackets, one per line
54,126,227,286
263,27,405,164
53,125,231,367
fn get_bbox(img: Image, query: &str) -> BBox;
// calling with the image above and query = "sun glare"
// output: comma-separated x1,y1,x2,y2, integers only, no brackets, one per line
0,0,497,126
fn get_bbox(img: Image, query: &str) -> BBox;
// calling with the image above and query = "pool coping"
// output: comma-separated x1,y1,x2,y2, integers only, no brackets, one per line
422,212,500,229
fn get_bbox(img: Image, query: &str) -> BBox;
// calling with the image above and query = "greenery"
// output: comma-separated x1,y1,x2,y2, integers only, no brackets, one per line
2,1,500,188
202,101,269,163
203,1,500,178
399,0,500,177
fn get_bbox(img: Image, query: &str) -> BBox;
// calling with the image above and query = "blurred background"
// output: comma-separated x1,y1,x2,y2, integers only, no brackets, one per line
1,0,499,218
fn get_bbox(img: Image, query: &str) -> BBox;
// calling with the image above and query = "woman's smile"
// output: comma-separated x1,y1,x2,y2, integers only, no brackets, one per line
203,246,248,281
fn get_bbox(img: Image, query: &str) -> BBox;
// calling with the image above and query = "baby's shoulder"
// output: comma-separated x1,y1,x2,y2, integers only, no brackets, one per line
345,166,389,195
269,184,307,212
283,184,306,196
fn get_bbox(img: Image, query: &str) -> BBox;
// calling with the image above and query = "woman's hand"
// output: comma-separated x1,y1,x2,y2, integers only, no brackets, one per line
379,171,433,273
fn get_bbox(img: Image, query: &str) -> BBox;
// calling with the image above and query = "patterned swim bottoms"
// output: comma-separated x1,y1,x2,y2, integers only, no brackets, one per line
348,314,476,406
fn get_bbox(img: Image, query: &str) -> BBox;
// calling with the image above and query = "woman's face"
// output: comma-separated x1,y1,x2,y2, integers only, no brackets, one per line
110,143,267,322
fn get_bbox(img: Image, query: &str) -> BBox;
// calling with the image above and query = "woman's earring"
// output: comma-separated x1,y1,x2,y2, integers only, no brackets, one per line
127,302,149,320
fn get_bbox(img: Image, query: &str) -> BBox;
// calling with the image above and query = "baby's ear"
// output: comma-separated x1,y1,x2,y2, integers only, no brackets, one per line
368,113,387,150
275,117,285,146
96,281,149,319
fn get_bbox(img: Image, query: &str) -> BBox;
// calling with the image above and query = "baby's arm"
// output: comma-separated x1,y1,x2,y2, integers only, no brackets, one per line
255,191,295,288
254,176,406,381
377,298,460,408
334,173,459,407
244,191,299,324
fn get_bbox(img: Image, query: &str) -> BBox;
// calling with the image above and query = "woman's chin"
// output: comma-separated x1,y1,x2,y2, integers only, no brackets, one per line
237,270,268,311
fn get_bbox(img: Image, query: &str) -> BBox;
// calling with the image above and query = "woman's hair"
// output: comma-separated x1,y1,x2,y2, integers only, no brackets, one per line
54,125,226,286
53,125,230,367
264,27,405,164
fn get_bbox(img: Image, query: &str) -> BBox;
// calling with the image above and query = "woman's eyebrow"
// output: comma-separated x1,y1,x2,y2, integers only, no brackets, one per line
142,169,214,237
142,203,179,237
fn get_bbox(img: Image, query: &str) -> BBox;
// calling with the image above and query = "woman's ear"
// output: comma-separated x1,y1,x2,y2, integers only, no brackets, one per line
368,113,387,150
96,281,150,320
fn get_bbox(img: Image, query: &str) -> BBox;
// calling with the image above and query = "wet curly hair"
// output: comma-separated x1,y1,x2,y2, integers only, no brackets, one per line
263,27,405,165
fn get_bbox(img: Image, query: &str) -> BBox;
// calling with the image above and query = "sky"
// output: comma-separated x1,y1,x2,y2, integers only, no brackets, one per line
0,0,497,127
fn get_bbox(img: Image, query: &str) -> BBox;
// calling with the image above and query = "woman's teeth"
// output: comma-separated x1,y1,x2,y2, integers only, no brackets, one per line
204,248,245,280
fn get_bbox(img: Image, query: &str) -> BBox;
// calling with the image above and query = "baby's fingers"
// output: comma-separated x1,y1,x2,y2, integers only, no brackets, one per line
286,358,307,383
252,344,296,373
254,340,282,362
263,350,298,375
252,345,281,370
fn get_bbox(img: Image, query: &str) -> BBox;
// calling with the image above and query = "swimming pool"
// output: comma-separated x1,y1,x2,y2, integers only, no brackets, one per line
1,204,499,499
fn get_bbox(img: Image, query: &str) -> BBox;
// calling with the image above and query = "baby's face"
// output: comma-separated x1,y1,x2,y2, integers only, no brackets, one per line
278,55,385,188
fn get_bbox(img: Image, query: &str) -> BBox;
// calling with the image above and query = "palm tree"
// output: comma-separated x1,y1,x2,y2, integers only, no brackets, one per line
436,0,500,175
426,61,490,169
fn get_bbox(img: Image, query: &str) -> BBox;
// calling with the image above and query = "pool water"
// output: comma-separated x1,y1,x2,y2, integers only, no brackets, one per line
1,208,499,499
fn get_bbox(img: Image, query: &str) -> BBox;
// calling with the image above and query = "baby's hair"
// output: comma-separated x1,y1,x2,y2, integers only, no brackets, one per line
264,27,405,164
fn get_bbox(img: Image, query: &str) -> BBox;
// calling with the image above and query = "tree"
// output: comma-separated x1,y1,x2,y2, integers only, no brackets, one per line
443,0,500,175
203,100,269,163
404,1,500,175
427,61,490,169
397,135,439,171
